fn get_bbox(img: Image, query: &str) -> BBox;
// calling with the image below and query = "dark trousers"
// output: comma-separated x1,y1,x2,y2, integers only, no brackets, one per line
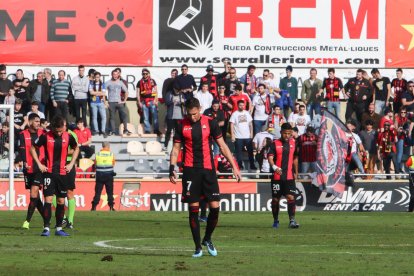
221,119,229,142
92,173,114,207
75,99,88,126
108,102,128,134
54,101,69,122
409,172,414,211
164,119,179,147
234,138,255,169
382,153,398,179
345,102,365,122
79,145,94,159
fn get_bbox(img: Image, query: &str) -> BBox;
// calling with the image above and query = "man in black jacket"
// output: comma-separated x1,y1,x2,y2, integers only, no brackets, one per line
29,72,50,115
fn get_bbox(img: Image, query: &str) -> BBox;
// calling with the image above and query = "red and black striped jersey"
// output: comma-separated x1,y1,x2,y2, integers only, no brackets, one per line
268,138,298,180
322,77,343,102
34,131,77,175
19,129,46,174
173,115,222,170
299,133,317,163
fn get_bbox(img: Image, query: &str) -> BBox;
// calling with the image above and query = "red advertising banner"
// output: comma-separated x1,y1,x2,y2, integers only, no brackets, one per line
386,0,414,67
0,0,153,66
0,179,257,211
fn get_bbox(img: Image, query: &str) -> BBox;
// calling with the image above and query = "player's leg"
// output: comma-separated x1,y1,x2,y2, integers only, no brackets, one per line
40,174,54,236
65,166,77,227
182,167,203,257
199,198,208,222
408,172,414,212
270,181,282,228
24,185,41,228
285,180,299,229
55,175,69,236
201,170,220,256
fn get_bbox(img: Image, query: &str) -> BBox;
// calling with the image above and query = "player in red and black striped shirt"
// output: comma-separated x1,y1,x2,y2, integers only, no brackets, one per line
169,97,241,258
19,113,46,229
268,123,299,229
31,116,79,237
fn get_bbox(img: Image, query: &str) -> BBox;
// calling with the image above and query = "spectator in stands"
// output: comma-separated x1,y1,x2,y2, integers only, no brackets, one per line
9,99,27,145
217,84,231,141
391,68,407,115
359,120,378,178
73,118,94,158
361,103,381,131
228,84,251,114
92,141,115,211
223,67,240,96
279,65,299,104
106,69,131,136
239,64,258,100
345,120,366,176
289,104,311,136
27,101,45,119
371,68,391,115
394,107,411,173
204,99,225,155
252,125,273,175
268,105,286,139
28,71,49,114
401,81,414,113
114,67,129,88
50,70,72,122
320,68,344,118
174,64,197,101
12,78,30,113
344,69,372,123
137,68,159,135
252,84,271,135
298,126,317,174
230,100,256,170
4,87,16,105
89,71,107,137
43,68,54,120
72,65,90,127
258,69,278,94
301,68,323,120
195,83,214,114
377,121,398,179
274,88,293,118
198,63,228,97
40,119,50,132
162,69,178,101
379,107,395,132
14,69,24,80
0,122,10,156
164,85,186,150
0,65,12,104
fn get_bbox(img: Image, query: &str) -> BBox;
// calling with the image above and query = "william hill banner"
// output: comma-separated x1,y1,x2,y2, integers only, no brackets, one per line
1,0,414,67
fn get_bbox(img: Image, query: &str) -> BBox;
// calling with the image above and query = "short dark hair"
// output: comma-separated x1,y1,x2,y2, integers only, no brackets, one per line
235,84,243,91
2,121,9,128
94,71,101,77
310,67,317,73
28,113,40,121
328,68,335,74
396,68,403,73
263,69,270,73
365,119,373,126
371,68,380,74
171,69,178,74
247,65,256,71
185,97,200,110
357,68,364,74
299,104,306,109
181,64,188,69
78,65,85,69
51,116,66,129
76,118,84,124
31,101,39,106
281,123,292,131
88,68,96,76
12,79,22,85
237,100,245,106
258,83,266,88
40,119,47,125
212,99,220,105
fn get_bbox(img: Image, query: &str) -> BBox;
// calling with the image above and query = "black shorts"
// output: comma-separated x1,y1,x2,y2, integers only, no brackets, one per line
270,180,296,198
43,173,68,198
24,172,43,190
66,166,76,190
181,167,220,203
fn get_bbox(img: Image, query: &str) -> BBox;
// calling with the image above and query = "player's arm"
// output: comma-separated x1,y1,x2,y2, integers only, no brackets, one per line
386,81,391,106
169,142,181,184
30,135,47,172
216,136,241,182
293,143,299,179
268,143,282,175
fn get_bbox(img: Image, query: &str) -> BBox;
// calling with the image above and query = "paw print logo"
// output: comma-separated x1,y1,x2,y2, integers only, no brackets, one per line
98,11,133,42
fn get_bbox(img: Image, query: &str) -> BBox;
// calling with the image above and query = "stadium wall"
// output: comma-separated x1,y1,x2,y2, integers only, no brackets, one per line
0,179,410,212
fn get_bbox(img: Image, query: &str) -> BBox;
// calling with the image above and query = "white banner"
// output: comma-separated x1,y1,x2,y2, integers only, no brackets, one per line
153,0,386,68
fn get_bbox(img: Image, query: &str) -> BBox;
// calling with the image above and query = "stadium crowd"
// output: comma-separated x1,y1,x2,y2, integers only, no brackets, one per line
1,63,414,178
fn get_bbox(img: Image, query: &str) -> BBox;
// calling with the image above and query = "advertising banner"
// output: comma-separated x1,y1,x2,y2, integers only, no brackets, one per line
154,0,386,68
0,0,153,66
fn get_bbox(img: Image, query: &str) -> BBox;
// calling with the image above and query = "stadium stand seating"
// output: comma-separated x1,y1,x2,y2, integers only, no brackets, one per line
127,141,147,156
145,141,165,156
119,123,140,138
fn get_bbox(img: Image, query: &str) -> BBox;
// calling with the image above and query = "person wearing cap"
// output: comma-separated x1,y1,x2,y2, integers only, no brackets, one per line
401,81,414,113
359,119,378,178
137,68,160,135
371,68,391,115
239,65,258,100
344,69,372,123
376,120,398,179
199,62,229,97
72,65,90,127
298,125,317,174
28,71,49,114
279,65,298,105
27,101,45,119
174,64,197,101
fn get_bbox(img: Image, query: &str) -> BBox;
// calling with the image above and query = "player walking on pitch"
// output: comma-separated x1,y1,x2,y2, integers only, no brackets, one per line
169,98,241,258
268,123,300,229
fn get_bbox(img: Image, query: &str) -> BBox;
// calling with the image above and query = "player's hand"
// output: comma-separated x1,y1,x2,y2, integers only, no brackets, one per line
231,137,236,143
53,100,57,108
169,171,177,184
65,163,74,173
275,168,283,175
233,168,241,182
38,164,47,173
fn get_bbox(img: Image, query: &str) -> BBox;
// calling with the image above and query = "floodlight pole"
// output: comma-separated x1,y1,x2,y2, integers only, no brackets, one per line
0,105,15,210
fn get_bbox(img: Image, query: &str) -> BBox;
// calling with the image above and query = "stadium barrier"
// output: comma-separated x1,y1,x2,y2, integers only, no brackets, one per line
0,178,410,212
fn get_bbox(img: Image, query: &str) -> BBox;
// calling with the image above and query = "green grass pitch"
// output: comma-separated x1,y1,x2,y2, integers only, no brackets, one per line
0,211,413,275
